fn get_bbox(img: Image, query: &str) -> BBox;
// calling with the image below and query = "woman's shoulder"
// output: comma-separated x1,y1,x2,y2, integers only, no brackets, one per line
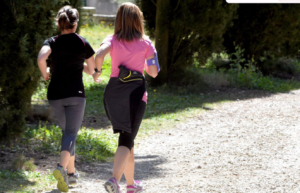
104,34,117,41
74,33,90,45
141,36,153,46
43,35,59,46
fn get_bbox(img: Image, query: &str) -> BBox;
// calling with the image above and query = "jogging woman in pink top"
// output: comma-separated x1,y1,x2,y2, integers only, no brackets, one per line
93,3,159,193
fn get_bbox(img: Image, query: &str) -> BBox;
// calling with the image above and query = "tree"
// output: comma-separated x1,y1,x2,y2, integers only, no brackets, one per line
223,4,300,61
137,0,238,85
0,0,82,142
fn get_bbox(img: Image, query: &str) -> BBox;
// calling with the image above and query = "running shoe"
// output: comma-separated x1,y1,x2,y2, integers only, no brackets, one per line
53,164,69,192
68,170,80,186
126,180,144,193
104,177,122,193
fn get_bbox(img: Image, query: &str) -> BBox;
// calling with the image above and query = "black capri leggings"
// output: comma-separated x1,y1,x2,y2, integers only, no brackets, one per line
118,101,146,150
48,97,86,156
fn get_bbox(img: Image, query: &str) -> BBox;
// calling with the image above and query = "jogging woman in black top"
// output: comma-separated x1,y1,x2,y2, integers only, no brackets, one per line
37,6,95,192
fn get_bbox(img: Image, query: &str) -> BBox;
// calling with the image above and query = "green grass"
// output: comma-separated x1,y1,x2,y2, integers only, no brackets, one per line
18,124,116,162
0,169,56,193
80,25,114,51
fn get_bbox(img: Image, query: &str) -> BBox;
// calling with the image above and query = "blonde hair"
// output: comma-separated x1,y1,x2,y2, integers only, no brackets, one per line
114,3,145,41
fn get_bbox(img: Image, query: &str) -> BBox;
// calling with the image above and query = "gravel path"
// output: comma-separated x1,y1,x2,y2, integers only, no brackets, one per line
47,89,300,193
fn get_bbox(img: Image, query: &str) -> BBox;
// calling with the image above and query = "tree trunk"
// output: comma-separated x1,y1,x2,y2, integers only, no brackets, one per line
151,0,170,85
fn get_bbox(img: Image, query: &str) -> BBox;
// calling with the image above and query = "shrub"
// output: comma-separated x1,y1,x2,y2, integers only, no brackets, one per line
12,155,36,172
136,0,238,85
165,67,209,94
200,69,230,88
0,0,83,142
223,4,300,61
260,58,300,79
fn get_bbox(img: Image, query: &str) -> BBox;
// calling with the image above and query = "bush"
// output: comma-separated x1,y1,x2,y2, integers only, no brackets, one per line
136,0,238,85
12,155,36,172
200,69,230,88
165,67,209,94
260,58,300,79
205,52,231,71
0,0,83,142
223,4,300,61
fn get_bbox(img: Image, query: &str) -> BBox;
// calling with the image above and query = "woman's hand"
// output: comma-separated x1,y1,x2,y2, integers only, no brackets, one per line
93,72,102,83
84,56,96,75
44,67,50,80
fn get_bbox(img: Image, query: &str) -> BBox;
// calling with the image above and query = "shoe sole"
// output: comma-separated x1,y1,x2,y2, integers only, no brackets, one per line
104,181,117,193
127,188,144,193
53,169,69,192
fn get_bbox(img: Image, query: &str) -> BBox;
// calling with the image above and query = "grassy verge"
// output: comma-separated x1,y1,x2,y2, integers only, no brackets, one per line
0,169,55,193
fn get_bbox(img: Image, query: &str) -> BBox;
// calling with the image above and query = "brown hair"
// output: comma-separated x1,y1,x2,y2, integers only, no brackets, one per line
56,6,79,31
114,3,145,41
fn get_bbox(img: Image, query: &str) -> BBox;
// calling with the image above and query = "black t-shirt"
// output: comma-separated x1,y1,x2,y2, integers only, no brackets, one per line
43,33,95,100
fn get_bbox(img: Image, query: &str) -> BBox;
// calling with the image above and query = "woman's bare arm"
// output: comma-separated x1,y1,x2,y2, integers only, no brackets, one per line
93,43,111,82
84,56,95,75
37,46,51,80
146,54,158,78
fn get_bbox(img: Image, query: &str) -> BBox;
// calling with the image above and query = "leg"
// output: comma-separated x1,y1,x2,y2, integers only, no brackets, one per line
49,99,67,169
123,102,146,185
60,97,86,170
67,155,76,174
123,147,135,185
112,146,131,182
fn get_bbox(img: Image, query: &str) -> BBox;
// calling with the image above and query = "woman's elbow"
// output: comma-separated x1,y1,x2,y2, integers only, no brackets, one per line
149,71,158,78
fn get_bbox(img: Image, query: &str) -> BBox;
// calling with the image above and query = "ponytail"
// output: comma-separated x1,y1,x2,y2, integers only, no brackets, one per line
56,6,79,31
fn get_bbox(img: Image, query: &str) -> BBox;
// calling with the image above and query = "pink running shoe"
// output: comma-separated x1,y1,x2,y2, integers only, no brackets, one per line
126,180,144,193
104,177,122,193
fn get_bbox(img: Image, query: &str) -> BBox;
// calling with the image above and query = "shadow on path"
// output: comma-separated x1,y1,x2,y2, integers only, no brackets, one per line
76,154,167,182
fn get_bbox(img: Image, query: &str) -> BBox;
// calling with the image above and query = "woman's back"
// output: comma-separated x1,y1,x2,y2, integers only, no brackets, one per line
44,33,94,100
102,35,155,78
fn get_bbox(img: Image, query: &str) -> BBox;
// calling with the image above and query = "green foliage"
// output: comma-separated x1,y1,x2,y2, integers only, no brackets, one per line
260,57,300,79
203,46,300,92
0,0,83,142
76,128,116,161
12,155,36,172
137,0,238,85
164,67,208,94
20,124,116,162
79,25,114,51
223,4,300,61
205,52,230,71
0,0,63,142
135,0,156,38
0,169,55,193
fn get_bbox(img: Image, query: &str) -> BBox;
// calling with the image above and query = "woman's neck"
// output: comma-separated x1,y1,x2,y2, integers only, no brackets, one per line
61,29,76,35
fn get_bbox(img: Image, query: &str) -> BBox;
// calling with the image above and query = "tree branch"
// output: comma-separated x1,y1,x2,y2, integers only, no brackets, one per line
151,0,157,7
174,0,181,11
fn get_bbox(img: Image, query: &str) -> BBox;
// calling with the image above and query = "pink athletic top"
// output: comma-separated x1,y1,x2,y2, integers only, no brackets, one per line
101,35,156,103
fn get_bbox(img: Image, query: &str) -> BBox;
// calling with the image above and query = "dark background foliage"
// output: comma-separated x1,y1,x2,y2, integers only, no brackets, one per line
0,0,83,142
136,0,238,85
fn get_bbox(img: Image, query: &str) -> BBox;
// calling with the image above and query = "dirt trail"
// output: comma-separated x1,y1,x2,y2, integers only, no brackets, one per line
46,89,300,193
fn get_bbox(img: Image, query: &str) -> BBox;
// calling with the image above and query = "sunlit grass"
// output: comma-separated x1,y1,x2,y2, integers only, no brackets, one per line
0,169,56,193
79,24,114,51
